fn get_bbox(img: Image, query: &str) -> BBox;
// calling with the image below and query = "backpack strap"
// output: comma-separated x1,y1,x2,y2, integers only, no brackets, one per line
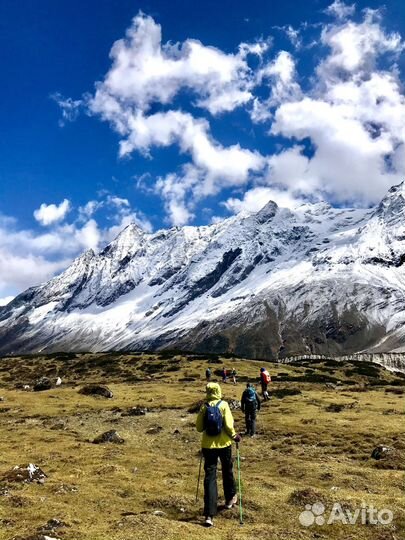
207,400,222,406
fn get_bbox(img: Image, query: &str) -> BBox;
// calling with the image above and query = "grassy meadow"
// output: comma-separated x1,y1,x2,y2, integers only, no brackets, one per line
0,352,403,540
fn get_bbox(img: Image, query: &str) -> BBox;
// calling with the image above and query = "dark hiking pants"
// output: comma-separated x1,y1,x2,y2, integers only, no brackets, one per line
245,407,257,435
202,446,236,517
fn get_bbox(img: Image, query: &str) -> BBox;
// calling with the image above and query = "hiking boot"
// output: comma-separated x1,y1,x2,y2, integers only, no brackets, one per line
205,516,214,527
225,495,237,509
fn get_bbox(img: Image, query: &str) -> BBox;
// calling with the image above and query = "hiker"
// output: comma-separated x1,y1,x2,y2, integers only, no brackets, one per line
231,368,237,385
206,367,212,382
196,382,241,527
222,366,227,383
241,383,261,436
260,367,271,400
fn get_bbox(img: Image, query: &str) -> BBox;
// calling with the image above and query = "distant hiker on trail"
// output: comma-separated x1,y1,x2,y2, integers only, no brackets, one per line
222,367,227,383
206,368,212,382
241,383,261,436
231,368,237,385
196,382,241,527
260,367,271,400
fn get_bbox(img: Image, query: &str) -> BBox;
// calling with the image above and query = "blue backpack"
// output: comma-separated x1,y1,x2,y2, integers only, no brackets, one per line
246,387,256,402
204,400,223,436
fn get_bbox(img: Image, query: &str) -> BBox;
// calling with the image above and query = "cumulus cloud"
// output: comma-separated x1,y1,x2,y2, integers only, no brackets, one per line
252,51,302,122
155,165,199,226
324,0,355,20
224,186,305,214
54,4,405,224
0,192,153,298
271,10,405,204
89,12,254,116
83,11,270,225
319,9,403,80
0,296,15,307
34,199,71,226
110,109,264,220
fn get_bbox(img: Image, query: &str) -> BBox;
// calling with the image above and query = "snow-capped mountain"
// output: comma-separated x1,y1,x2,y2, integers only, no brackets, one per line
2,182,405,358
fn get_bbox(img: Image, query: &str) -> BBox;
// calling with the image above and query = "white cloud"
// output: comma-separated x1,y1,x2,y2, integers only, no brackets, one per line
272,93,403,203
273,25,302,48
224,186,305,214
34,199,71,226
324,0,355,20
269,10,405,204
89,12,254,117
155,166,199,226
56,6,405,223
0,296,14,306
239,38,272,58
0,192,153,297
51,93,82,126
73,219,100,251
115,109,264,223
78,200,102,220
319,10,403,79
267,146,314,192
252,51,302,122
0,246,70,297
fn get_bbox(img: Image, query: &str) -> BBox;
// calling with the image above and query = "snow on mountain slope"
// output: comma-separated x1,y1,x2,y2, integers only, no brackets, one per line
2,182,405,358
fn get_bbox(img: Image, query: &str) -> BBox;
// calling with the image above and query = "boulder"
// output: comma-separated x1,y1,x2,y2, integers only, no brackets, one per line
3,464,47,484
371,445,394,460
325,403,346,413
371,445,403,470
33,377,52,392
93,430,124,444
78,384,113,398
124,406,148,416
146,426,163,435
228,399,241,410
37,517,67,535
48,419,67,431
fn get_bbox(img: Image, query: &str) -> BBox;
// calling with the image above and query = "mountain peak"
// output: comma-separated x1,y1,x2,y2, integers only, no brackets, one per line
374,180,405,221
256,200,278,223
104,222,145,255
386,180,405,196
116,222,144,239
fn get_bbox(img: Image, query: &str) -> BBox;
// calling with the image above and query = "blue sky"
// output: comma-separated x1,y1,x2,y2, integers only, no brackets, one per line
0,0,404,300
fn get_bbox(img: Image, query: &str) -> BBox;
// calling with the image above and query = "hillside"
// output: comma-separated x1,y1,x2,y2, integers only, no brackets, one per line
2,182,405,358
0,352,404,540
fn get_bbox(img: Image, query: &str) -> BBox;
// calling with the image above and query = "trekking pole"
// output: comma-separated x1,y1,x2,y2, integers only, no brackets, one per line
195,453,203,503
236,443,244,525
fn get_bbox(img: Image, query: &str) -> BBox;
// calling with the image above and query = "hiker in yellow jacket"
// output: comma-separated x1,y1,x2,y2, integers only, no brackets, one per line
196,382,241,527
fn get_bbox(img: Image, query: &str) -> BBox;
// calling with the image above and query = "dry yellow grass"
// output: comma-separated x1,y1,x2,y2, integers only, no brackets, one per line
0,353,403,540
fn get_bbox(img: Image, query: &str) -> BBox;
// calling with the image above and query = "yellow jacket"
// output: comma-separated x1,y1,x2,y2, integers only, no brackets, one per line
196,382,236,449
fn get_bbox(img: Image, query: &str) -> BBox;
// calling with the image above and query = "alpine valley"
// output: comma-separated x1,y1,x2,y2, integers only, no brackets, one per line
2,182,405,359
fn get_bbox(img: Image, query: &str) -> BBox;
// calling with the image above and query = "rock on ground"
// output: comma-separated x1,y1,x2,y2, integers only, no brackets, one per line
93,430,124,444
79,384,113,398
33,377,52,391
2,464,47,484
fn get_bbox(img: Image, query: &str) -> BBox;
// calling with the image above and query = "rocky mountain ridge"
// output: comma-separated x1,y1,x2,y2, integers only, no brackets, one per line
2,182,405,363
